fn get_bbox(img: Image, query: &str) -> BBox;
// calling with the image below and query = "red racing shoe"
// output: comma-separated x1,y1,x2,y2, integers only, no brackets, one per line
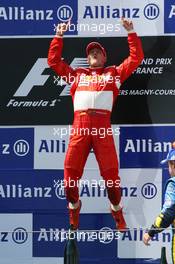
68,200,82,230
111,207,127,232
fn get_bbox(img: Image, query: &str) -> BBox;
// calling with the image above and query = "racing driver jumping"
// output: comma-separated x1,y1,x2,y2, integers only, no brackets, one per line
48,18,144,231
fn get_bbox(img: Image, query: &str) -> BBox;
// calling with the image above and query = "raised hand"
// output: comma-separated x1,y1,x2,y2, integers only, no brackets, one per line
56,20,70,37
143,233,151,246
121,17,134,32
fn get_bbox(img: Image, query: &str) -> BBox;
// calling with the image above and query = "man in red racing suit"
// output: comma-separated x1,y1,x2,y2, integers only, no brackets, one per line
48,19,144,231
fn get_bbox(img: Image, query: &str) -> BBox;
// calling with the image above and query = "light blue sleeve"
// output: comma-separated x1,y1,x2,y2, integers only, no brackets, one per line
161,181,175,214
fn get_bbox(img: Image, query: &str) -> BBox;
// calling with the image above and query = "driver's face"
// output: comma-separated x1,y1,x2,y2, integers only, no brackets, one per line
168,160,175,177
87,48,106,68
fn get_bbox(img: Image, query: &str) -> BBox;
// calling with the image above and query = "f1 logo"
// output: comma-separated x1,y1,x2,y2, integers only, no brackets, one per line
14,59,49,97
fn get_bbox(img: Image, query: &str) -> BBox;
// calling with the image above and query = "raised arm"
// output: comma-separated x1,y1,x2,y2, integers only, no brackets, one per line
47,22,76,83
116,18,144,84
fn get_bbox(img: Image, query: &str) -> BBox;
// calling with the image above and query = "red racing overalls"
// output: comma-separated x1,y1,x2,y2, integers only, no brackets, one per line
48,33,144,205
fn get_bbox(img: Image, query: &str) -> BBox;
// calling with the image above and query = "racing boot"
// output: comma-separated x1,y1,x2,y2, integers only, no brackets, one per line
111,206,127,232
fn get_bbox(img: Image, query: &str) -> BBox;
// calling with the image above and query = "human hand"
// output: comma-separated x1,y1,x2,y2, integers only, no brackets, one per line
56,20,70,36
121,17,134,32
143,232,151,246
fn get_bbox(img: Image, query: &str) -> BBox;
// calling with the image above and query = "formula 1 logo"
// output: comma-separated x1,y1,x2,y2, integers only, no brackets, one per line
14,59,49,97
13,58,88,98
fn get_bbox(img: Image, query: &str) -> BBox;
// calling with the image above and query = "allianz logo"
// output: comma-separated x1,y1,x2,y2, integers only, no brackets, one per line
37,228,171,243
55,183,108,199
0,183,108,199
0,5,73,21
83,4,160,20
38,140,66,153
55,183,139,200
124,139,172,153
0,184,52,198
0,182,155,199
0,6,54,21
168,5,175,18
0,227,28,244
83,5,140,19
121,228,171,242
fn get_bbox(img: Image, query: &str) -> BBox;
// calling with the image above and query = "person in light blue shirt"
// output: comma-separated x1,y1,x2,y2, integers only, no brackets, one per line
143,144,175,263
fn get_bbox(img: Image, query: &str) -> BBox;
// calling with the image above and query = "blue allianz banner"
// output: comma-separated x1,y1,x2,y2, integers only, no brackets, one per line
119,126,175,168
33,213,162,263
0,170,66,212
164,0,175,33
0,128,34,169
0,0,78,36
33,213,117,260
